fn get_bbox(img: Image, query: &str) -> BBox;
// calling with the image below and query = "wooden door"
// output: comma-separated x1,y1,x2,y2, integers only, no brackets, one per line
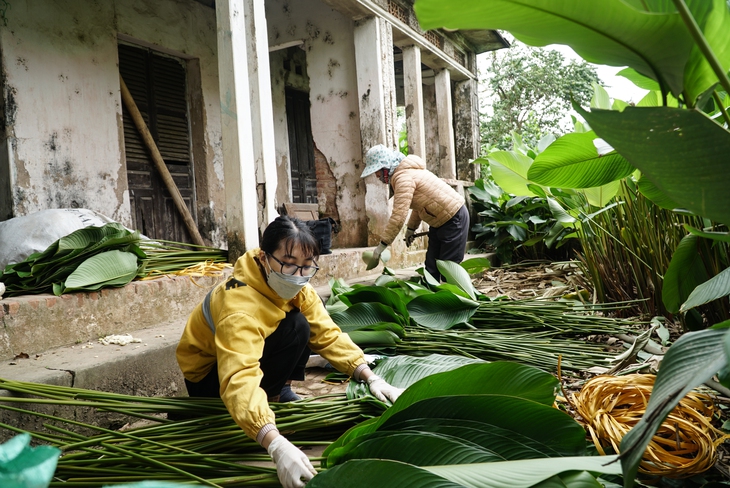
119,43,196,242
285,88,317,203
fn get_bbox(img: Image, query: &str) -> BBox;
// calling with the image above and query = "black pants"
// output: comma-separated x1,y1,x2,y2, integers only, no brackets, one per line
185,309,311,399
425,204,470,282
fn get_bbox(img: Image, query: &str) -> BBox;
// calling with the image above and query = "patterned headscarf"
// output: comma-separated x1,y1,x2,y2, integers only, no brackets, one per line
361,144,405,178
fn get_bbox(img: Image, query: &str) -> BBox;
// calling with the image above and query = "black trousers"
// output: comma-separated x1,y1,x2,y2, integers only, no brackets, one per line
185,309,311,399
425,204,470,282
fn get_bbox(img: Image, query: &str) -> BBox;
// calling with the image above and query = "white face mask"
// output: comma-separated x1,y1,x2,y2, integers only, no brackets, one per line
265,257,312,300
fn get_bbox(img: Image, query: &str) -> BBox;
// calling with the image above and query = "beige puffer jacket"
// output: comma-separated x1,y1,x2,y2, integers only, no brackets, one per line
380,155,465,245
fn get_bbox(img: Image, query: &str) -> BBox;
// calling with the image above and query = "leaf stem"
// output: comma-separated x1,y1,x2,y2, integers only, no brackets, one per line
671,0,730,95
712,90,730,127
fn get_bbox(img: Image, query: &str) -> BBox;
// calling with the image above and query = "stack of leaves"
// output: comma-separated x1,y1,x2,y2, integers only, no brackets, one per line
0,377,379,487
328,260,635,374
0,224,227,297
312,359,622,487
573,374,728,479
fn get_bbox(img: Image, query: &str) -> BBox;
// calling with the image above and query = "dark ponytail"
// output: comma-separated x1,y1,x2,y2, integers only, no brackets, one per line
260,215,320,258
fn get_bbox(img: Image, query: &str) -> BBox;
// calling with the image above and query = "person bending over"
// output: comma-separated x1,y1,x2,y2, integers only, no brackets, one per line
176,215,402,488
361,144,469,281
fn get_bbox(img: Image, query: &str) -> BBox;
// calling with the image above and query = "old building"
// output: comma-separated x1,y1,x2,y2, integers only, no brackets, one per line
0,0,506,266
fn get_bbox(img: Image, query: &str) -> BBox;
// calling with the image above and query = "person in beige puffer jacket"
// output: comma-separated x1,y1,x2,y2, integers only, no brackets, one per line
361,144,469,281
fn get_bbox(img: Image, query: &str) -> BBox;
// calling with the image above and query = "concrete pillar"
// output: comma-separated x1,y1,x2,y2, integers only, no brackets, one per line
422,83,440,173
243,0,279,233
355,16,397,245
354,17,397,151
435,68,456,179
402,45,426,158
454,78,481,181
216,0,260,259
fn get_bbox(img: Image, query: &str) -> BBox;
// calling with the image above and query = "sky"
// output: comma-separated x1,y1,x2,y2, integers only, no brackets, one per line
476,39,649,105
546,44,649,104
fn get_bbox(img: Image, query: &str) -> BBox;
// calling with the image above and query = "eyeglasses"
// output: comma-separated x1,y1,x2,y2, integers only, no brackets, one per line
267,253,319,277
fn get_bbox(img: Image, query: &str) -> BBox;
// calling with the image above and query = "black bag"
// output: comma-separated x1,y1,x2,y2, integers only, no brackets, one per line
306,217,337,255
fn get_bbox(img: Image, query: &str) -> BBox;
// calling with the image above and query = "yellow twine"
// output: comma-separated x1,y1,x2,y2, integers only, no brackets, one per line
572,374,730,478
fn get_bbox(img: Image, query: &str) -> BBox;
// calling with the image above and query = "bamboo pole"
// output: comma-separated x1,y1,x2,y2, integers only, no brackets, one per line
119,74,205,246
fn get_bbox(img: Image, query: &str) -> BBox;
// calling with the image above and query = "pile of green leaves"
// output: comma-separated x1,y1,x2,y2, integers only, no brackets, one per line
0,224,226,297
313,360,621,487
328,259,634,374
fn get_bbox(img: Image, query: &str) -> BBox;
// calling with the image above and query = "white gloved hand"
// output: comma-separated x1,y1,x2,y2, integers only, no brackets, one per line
267,435,317,488
367,374,404,403
372,242,387,262
404,228,416,247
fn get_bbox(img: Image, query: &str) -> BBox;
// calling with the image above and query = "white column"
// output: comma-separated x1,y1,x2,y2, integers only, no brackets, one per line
454,78,481,181
244,0,278,231
216,0,260,257
402,45,426,158
435,68,456,179
355,16,397,246
355,17,396,150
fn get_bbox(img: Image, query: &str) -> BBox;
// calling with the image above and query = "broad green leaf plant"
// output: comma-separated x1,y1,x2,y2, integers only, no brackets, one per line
313,361,621,487
414,0,730,484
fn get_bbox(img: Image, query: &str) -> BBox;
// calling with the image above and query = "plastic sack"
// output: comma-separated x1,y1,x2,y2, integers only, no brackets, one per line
0,433,60,488
0,209,119,271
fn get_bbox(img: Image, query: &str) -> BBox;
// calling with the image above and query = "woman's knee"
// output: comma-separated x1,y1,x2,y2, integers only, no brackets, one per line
281,310,311,344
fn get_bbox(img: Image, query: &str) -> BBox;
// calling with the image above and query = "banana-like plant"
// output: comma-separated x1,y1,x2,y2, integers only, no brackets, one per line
312,359,621,487
413,0,730,484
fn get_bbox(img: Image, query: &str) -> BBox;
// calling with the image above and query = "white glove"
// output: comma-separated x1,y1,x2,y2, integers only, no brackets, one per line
367,374,404,403
372,242,387,262
267,435,317,488
404,228,416,247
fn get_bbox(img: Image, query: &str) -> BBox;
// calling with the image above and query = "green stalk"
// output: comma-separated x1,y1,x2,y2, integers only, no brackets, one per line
712,90,730,127
672,0,730,96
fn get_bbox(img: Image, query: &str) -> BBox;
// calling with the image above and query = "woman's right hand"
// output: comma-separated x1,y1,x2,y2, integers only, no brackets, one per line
267,435,317,488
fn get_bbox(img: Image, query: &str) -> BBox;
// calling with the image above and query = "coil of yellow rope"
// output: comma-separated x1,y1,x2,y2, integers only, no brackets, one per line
572,374,729,478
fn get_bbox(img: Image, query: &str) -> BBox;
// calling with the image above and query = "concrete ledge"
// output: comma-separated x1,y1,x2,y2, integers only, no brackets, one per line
0,273,229,360
0,321,185,440
310,247,427,288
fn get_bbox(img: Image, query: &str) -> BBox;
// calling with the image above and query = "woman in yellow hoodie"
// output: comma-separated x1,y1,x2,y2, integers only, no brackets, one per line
176,215,402,488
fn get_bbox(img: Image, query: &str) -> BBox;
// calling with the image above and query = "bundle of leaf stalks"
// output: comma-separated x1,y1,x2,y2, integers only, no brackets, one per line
331,261,645,375
397,324,624,373
0,378,379,487
0,223,227,297
470,298,639,336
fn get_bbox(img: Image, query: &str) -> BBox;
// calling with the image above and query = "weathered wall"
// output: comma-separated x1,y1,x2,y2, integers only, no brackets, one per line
265,0,366,248
0,0,227,246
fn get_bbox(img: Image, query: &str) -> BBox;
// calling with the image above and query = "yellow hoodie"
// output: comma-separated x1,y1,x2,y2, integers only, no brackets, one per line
176,248,365,439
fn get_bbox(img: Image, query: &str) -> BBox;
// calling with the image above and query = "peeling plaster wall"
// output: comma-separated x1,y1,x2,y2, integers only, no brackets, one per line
0,0,122,220
0,0,227,247
266,0,366,247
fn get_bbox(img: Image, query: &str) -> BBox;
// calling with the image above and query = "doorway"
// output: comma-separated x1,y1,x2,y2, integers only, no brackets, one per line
285,88,317,204
118,43,196,242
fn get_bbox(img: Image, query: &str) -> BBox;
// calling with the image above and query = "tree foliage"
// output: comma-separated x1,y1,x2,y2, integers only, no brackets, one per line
480,40,600,150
